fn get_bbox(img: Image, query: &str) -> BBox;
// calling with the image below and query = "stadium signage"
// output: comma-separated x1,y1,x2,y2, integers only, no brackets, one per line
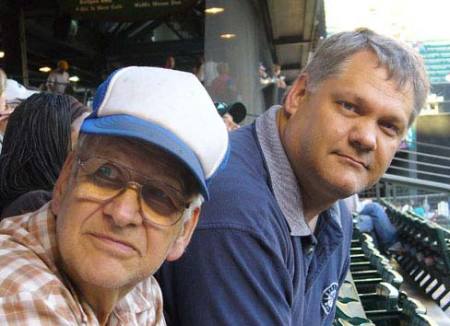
59,0,191,20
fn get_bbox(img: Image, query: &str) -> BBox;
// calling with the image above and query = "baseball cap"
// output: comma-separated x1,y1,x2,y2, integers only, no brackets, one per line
80,66,229,200
4,79,38,105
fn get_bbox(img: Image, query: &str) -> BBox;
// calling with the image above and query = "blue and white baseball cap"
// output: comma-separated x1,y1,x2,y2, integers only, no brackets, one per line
80,66,229,200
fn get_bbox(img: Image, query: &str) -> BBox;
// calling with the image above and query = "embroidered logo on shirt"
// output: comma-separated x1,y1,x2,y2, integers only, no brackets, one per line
321,282,338,315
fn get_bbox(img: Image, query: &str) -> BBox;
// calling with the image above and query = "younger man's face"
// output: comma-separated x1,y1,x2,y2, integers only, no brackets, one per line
282,50,413,200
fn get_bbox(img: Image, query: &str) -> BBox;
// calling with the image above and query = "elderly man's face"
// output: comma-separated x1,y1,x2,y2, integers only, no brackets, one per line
52,136,199,292
282,50,413,200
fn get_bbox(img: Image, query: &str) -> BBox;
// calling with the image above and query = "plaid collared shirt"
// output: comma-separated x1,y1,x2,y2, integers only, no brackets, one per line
0,203,166,325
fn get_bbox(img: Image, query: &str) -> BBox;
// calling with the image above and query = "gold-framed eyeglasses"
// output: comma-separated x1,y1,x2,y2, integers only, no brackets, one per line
76,156,189,227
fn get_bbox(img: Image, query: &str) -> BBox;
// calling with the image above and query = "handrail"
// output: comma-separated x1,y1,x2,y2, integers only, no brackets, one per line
396,149,450,161
381,137,450,195
405,140,450,152
392,157,450,170
388,166,450,179
381,173,450,193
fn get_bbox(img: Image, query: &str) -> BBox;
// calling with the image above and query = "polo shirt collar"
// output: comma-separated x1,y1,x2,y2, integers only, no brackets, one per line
255,106,342,236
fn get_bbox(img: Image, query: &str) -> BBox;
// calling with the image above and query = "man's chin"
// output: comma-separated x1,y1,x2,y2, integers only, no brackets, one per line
79,268,138,290
327,178,366,200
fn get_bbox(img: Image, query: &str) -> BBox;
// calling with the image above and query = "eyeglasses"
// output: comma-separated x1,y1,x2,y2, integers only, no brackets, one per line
76,157,189,227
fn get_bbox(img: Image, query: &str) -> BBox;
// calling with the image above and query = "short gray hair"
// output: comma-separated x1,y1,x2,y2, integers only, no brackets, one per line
181,194,204,222
302,28,429,125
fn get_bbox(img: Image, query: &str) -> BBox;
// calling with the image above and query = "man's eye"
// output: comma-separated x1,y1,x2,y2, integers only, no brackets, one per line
336,100,357,112
380,122,400,137
95,164,120,180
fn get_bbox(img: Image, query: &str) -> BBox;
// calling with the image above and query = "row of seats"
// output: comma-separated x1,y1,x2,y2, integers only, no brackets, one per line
334,225,437,325
382,200,450,312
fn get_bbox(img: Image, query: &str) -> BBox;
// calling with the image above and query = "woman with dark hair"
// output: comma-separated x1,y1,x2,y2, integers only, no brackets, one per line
0,93,90,218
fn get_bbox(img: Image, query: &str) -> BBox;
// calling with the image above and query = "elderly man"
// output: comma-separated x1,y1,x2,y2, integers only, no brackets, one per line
157,28,429,325
0,67,228,324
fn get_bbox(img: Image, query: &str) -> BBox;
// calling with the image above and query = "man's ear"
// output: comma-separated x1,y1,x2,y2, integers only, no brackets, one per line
166,206,201,262
51,151,76,216
284,74,309,116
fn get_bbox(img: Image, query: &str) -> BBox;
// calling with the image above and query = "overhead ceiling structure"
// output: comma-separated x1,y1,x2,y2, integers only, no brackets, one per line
0,0,323,90
263,0,325,82
0,0,205,89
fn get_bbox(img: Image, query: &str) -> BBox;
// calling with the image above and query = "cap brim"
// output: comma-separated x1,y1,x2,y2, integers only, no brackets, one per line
80,114,209,200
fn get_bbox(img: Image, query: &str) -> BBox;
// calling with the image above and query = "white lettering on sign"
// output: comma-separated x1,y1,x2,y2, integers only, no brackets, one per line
79,0,99,5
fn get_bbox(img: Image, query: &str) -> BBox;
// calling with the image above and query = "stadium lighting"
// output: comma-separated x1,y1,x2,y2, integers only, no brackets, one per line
205,7,224,15
39,66,52,73
220,33,236,39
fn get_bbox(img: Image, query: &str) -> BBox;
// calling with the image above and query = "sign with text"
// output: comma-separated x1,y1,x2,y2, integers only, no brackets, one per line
59,0,192,20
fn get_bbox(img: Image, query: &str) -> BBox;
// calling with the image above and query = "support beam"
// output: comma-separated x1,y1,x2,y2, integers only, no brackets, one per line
26,21,100,59
258,0,277,63
128,20,156,38
165,21,185,40
108,39,203,60
273,36,310,45
19,7,29,86
116,22,145,38
126,19,164,41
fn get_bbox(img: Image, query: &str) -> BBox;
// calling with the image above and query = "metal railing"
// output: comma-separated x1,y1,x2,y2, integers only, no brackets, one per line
381,139,450,194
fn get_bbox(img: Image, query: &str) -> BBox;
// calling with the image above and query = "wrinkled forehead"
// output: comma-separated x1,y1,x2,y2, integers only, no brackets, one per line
77,135,190,180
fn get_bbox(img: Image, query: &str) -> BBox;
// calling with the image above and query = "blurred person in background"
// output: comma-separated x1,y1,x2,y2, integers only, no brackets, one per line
210,62,238,103
272,64,287,89
259,63,271,85
193,56,205,84
165,55,176,69
46,59,70,94
353,197,403,254
272,63,287,104
0,93,90,218
215,101,247,131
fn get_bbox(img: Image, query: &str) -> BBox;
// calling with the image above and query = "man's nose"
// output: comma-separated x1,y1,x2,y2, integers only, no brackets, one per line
103,185,143,227
348,120,377,152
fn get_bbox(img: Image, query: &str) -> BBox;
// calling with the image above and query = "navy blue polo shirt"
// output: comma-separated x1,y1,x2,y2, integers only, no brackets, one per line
156,107,353,325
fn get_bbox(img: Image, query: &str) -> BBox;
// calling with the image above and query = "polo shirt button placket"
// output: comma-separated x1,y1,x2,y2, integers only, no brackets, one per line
305,244,315,256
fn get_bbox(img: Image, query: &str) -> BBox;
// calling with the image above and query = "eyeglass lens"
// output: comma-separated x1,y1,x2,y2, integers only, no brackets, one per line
77,157,186,226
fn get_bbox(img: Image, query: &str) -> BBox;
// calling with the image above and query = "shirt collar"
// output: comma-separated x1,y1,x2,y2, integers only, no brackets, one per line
255,106,342,236
114,279,161,318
